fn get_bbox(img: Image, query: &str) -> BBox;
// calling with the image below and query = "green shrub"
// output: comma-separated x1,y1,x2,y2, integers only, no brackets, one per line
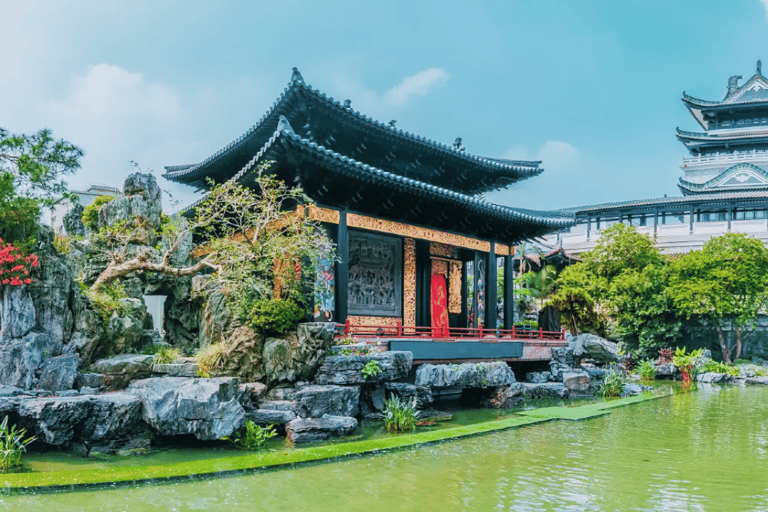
85,282,128,323
383,395,418,433
361,360,382,380
601,371,625,398
701,359,739,377
225,421,276,450
0,416,35,472
52,234,71,255
81,195,115,231
195,344,224,376
153,347,181,365
249,298,304,336
673,347,703,384
637,360,656,381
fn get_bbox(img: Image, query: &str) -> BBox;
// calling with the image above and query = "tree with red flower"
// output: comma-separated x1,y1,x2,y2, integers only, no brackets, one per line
0,238,37,287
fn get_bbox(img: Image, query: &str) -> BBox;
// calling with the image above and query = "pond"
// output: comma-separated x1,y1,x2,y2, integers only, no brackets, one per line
4,383,768,511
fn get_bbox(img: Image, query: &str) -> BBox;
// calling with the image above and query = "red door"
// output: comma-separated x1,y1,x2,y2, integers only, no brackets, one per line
431,273,450,338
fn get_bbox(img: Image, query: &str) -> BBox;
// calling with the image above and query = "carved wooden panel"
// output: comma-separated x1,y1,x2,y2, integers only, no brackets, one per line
404,238,416,328
348,231,402,317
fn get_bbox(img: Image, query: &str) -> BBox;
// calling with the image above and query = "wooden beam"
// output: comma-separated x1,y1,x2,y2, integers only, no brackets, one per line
486,244,497,330
335,210,349,324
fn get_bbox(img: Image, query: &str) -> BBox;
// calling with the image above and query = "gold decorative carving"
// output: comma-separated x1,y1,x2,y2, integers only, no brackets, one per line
430,242,459,259
403,237,416,329
431,259,448,277
308,205,340,224
347,213,491,252
495,244,510,256
449,261,462,314
347,316,401,328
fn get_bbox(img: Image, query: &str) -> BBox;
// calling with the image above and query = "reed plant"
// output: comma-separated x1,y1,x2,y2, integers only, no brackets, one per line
0,416,35,472
638,360,656,381
383,395,418,433
601,371,625,398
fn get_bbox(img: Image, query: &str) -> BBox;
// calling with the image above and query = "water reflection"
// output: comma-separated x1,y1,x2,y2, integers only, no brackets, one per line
3,384,768,511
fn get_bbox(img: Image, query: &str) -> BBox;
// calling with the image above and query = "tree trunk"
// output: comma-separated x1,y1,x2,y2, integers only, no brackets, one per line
717,326,730,363
735,324,743,361
90,256,210,291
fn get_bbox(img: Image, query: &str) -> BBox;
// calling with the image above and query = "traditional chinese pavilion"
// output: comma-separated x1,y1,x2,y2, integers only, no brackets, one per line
165,69,572,360
556,60,768,255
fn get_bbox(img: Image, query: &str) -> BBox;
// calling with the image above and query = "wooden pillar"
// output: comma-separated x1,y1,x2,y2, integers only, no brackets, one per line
653,209,658,235
689,206,695,234
728,203,733,231
486,243,497,330
586,217,591,240
335,211,349,324
460,259,469,328
503,255,514,330
415,240,431,328
473,251,483,329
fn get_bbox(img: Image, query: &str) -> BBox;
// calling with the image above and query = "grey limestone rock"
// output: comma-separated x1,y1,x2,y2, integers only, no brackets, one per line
0,386,22,397
263,323,336,384
655,363,677,379
580,365,608,381
91,354,154,390
571,333,619,363
0,332,53,389
37,354,79,391
696,372,733,384
286,415,358,443
152,363,199,377
384,382,433,409
74,372,105,390
562,370,591,393
526,371,551,383
246,408,296,426
521,382,570,399
127,376,245,440
415,362,515,389
746,376,768,385
238,382,268,408
621,383,654,396
17,395,93,446
295,384,360,418
0,286,36,339
314,351,413,385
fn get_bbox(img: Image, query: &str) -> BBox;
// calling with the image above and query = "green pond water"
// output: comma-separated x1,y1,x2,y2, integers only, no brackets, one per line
3,383,768,511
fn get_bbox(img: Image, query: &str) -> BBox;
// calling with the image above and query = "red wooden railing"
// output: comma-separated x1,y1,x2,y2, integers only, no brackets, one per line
334,319,565,341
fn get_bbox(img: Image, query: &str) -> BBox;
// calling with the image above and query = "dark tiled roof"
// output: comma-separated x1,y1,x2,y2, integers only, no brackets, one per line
678,162,768,194
183,116,574,234
164,68,542,193
567,190,768,214
676,128,768,142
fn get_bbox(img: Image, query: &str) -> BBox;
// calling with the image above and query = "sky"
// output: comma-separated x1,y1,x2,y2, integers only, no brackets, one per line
4,0,768,213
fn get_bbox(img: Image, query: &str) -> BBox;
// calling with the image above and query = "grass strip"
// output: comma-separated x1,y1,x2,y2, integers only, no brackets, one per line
1,391,669,492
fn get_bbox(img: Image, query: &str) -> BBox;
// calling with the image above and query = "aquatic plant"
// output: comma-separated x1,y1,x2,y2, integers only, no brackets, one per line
700,359,739,377
601,371,625,398
638,360,656,381
383,395,418,433
225,421,276,450
0,416,35,472
361,360,382,380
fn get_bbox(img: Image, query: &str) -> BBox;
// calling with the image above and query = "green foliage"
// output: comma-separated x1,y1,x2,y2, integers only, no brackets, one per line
516,264,557,311
340,346,370,356
85,282,128,323
152,347,181,365
549,285,598,335
672,347,704,384
52,234,71,255
700,359,739,377
224,421,276,450
81,195,115,231
637,360,656,381
195,344,224,376
383,395,418,433
361,360,382,380
601,371,625,398
0,416,35,472
248,298,304,337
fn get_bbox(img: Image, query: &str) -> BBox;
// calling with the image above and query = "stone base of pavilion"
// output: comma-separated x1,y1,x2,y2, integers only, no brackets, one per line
387,338,566,363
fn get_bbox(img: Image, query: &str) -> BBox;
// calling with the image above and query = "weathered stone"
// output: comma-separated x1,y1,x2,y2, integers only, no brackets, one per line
655,363,677,378
263,323,336,384
263,386,297,401
696,372,733,384
247,409,296,426
63,203,86,237
0,286,36,339
483,384,524,408
79,387,98,395
0,386,22,397
56,390,80,397
562,370,591,393
152,363,199,377
127,377,244,440
74,372,105,390
580,365,608,381
415,362,515,389
17,396,92,446
37,354,79,391
551,346,575,365
79,393,149,453
73,297,150,364
28,246,75,345
746,376,768,385
286,416,358,443
0,332,53,389
572,333,619,363
418,409,454,421
526,371,551,383
521,382,570,399
295,385,360,418
218,325,264,382
314,351,413,385
238,382,268,408
621,383,654,396
260,400,296,411
98,173,162,235
384,382,433,409
91,354,154,390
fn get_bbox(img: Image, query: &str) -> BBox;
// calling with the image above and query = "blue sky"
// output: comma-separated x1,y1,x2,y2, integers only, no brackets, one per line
4,0,768,212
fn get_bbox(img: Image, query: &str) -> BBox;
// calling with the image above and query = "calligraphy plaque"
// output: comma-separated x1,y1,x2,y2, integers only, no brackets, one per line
348,231,402,316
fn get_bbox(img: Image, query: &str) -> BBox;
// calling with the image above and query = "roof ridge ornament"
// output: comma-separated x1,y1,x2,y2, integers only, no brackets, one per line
453,137,465,152
343,99,352,109
291,67,305,85
277,115,296,136
758,59,763,76
728,75,743,96
388,120,397,128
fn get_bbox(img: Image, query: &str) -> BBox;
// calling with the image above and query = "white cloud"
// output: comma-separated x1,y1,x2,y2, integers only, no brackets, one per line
760,0,768,23
385,68,449,107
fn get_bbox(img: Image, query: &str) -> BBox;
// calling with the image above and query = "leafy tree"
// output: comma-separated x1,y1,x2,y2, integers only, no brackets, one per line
516,264,557,311
0,128,83,241
669,233,768,362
